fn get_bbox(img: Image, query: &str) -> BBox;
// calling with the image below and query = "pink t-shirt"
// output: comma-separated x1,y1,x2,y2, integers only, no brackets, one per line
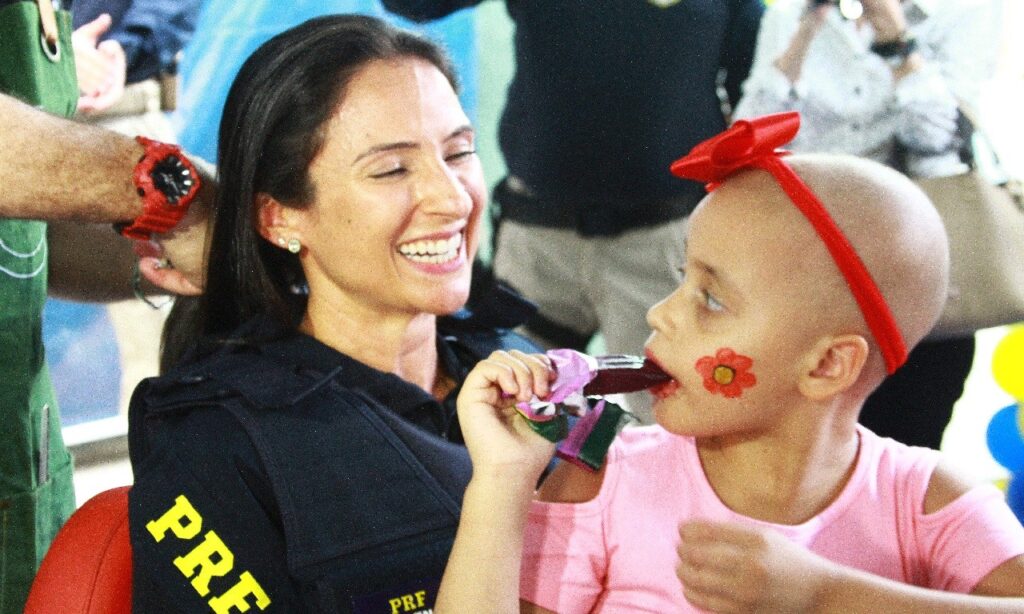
521,425,1024,613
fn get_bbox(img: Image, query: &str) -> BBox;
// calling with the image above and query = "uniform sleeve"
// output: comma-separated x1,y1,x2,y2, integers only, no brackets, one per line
380,0,485,23
129,408,304,612
915,484,1024,593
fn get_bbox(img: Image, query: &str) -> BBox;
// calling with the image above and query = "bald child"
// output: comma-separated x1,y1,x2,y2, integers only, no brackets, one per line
438,113,1024,613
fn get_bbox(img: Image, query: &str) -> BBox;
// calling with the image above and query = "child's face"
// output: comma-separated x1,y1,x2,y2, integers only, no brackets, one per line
644,176,832,437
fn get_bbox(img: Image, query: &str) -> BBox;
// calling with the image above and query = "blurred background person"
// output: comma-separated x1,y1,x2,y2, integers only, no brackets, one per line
71,0,200,139
733,0,1002,449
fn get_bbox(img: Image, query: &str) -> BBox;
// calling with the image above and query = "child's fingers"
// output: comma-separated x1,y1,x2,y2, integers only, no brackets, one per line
505,350,554,401
473,353,524,400
477,350,553,403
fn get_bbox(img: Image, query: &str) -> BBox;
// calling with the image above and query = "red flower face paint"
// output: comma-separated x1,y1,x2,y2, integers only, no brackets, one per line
695,348,757,398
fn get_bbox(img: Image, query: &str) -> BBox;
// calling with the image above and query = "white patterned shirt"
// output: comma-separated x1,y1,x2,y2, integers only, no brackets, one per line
733,0,1001,178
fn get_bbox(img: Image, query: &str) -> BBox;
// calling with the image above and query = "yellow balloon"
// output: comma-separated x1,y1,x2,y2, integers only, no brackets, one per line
993,325,1024,400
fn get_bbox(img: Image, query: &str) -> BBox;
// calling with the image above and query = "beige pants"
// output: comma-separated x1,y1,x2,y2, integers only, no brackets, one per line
493,218,688,423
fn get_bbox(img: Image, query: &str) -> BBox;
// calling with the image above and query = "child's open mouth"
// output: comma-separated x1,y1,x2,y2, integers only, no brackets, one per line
650,379,680,400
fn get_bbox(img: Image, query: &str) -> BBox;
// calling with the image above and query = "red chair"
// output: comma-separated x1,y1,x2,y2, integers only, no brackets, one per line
24,486,132,614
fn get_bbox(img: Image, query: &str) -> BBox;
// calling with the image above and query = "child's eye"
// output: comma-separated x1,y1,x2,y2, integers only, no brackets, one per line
702,289,725,312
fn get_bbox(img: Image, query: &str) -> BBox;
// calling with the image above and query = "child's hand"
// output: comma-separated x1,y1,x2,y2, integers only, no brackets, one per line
456,350,557,482
677,520,834,613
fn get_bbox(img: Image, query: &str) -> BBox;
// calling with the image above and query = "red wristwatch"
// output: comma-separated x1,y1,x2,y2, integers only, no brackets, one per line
116,136,202,240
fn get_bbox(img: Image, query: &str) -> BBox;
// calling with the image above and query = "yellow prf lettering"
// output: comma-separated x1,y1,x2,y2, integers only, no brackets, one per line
147,494,203,542
173,530,234,596
208,572,271,614
389,590,427,613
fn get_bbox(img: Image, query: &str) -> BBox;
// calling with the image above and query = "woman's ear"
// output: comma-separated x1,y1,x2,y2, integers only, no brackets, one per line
255,192,298,246
799,334,870,400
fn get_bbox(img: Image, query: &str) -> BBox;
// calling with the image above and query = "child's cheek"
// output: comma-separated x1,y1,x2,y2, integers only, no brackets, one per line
694,347,757,399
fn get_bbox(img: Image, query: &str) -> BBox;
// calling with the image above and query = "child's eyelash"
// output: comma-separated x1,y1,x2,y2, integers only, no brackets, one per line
703,289,724,312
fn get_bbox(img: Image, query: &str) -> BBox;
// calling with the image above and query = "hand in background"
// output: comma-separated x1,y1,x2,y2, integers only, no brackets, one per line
677,520,833,613
72,14,127,114
774,4,830,84
860,0,907,41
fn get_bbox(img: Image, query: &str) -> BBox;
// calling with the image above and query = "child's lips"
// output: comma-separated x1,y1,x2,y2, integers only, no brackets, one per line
643,349,680,400
650,379,681,400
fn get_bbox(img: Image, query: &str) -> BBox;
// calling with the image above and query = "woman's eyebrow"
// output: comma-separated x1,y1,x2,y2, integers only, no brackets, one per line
353,141,418,164
447,124,475,141
352,125,475,164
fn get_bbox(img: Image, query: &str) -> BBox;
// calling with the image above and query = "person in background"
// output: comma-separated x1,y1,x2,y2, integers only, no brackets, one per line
71,0,200,139
732,0,1002,449
0,45,204,614
383,0,764,423
67,0,203,423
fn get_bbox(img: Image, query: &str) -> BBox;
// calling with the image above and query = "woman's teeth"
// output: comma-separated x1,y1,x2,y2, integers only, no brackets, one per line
398,233,462,264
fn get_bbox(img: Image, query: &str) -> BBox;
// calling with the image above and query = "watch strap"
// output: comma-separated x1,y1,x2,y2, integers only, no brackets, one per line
117,136,201,240
870,34,917,60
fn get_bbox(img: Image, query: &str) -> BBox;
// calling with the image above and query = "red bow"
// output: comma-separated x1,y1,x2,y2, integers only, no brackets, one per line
667,111,908,374
670,111,800,188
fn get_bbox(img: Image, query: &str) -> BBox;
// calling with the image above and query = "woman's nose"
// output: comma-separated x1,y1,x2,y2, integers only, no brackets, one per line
418,162,473,217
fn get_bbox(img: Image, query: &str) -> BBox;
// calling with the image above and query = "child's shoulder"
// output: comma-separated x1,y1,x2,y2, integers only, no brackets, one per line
537,425,688,504
860,426,983,515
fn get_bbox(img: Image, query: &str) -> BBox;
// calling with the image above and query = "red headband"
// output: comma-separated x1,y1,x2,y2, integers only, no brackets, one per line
670,112,907,374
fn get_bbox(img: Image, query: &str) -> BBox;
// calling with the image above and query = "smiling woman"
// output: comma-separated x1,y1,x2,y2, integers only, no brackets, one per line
125,15,537,612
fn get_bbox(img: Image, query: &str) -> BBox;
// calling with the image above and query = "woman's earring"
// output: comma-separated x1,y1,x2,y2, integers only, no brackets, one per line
277,237,287,247
287,238,302,254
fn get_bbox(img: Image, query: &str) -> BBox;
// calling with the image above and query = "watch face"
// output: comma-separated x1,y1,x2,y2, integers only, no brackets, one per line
152,155,196,205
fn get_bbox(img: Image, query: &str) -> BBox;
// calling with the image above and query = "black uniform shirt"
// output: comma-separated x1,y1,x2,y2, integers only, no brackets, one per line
128,317,534,613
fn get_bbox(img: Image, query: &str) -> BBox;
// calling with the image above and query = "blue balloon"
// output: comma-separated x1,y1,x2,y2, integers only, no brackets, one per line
1007,474,1024,525
986,404,1024,473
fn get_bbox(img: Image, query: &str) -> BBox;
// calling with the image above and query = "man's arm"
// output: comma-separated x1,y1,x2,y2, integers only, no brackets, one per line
3,93,209,295
1,92,142,223
47,222,140,301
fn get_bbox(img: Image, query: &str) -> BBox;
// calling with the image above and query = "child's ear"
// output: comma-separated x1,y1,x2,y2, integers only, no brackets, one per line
255,192,301,246
799,334,870,400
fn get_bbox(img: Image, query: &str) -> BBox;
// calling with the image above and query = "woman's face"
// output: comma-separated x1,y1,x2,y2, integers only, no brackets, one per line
291,57,485,320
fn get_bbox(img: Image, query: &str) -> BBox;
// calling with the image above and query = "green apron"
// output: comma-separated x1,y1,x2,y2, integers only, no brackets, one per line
0,3,78,613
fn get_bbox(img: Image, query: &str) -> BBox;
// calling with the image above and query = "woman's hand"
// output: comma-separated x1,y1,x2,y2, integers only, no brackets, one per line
456,350,558,482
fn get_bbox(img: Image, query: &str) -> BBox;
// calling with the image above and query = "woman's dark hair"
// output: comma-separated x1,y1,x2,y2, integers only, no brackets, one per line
160,15,458,370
